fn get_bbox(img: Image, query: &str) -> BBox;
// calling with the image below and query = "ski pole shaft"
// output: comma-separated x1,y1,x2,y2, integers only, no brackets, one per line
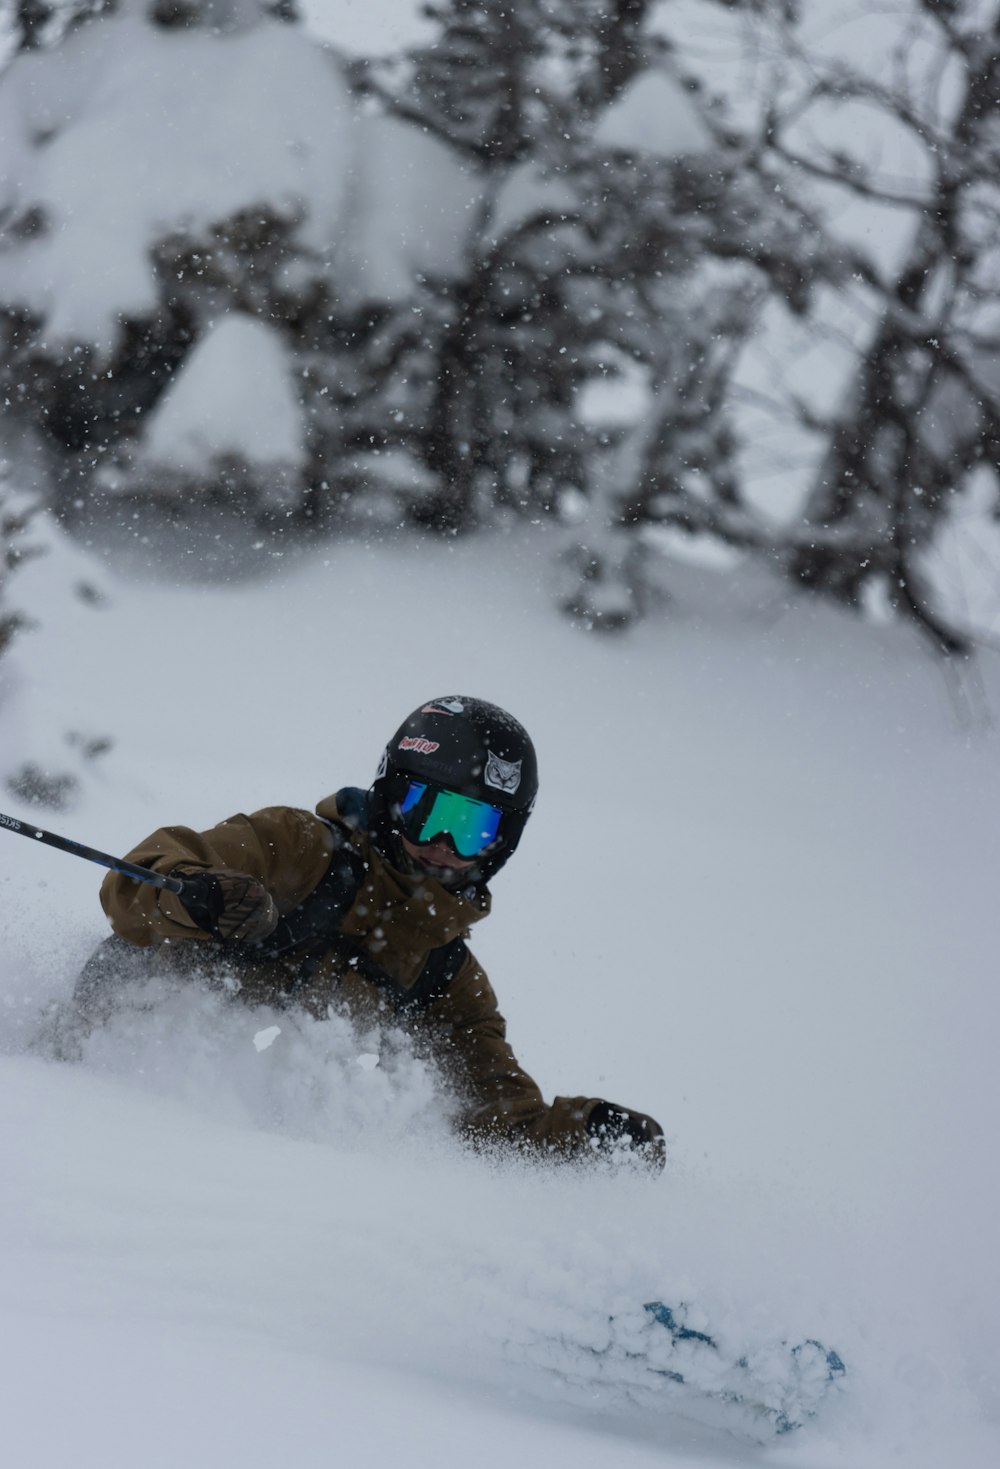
0,810,186,894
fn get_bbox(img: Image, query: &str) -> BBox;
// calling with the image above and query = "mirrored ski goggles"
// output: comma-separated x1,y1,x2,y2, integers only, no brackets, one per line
398,780,504,859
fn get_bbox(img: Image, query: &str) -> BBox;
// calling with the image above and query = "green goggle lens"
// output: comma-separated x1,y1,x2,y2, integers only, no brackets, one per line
398,781,503,859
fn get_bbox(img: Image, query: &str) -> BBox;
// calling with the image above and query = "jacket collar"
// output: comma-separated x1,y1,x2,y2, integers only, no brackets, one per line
315,788,491,949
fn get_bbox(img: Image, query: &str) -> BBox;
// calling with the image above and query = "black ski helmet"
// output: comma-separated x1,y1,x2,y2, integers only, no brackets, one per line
369,696,538,883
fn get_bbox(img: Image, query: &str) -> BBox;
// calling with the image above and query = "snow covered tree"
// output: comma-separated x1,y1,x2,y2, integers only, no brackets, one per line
0,481,81,808
0,1,491,527
357,0,653,161
0,481,38,662
550,111,848,627
344,0,657,531
0,0,112,54
772,0,1000,653
0,3,359,519
356,0,840,557
557,0,1000,647
3,0,994,653
360,0,540,162
0,472,112,808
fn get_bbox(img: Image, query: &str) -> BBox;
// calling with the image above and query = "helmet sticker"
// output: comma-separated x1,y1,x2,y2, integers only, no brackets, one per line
375,746,389,780
400,736,440,755
422,700,465,715
484,751,522,794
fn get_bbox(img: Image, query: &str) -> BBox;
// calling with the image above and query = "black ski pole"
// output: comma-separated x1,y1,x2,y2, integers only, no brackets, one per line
0,809,186,894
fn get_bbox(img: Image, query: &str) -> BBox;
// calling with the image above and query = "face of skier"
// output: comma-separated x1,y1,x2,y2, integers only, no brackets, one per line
391,776,505,886
399,833,477,883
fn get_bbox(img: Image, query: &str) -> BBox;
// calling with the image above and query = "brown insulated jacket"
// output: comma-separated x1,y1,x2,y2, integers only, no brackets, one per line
99,789,609,1158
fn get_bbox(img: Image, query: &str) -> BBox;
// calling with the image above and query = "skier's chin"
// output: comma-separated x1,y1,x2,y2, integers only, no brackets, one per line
398,834,476,883
417,855,477,887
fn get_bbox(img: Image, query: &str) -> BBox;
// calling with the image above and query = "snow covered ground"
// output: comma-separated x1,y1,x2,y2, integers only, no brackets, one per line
1,516,998,1467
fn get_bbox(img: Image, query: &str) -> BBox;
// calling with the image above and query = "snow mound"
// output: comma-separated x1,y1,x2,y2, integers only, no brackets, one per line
488,162,581,245
0,10,486,352
595,68,715,159
341,110,484,306
0,14,354,350
141,314,306,473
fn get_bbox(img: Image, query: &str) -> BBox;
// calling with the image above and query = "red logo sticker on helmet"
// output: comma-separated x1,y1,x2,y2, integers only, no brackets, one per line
400,736,440,755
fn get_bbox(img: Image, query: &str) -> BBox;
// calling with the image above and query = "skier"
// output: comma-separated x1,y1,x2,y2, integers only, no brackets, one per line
96,697,665,1169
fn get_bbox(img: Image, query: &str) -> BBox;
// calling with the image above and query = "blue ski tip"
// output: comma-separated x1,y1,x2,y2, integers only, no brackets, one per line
792,1338,847,1380
643,1301,716,1348
642,1304,847,1437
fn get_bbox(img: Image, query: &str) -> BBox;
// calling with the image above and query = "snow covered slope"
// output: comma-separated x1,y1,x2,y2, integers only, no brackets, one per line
1,523,998,1466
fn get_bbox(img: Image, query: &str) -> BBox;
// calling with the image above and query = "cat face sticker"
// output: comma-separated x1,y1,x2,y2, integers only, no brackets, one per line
484,751,521,795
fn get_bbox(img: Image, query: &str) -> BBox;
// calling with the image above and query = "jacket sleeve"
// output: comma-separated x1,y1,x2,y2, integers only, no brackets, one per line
425,950,603,1159
100,807,334,946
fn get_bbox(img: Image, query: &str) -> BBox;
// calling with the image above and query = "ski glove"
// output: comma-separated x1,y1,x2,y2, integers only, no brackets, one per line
587,1102,666,1171
171,867,279,944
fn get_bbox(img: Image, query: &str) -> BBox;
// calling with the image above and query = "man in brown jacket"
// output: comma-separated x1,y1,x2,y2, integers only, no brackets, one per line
97,696,664,1168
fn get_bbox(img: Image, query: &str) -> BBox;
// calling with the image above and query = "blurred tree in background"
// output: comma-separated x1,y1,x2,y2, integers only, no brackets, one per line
0,472,111,811
0,481,38,662
776,0,1000,654
0,0,997,652
357,0,846,595
1,0,111,53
